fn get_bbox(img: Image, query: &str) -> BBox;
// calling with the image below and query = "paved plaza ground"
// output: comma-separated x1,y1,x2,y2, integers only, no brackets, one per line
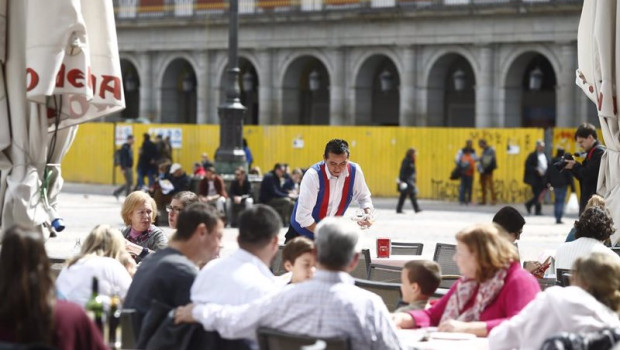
46,183,575,265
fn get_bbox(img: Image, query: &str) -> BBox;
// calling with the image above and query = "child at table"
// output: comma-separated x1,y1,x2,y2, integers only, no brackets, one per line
281,236,316,284
395,260,441,312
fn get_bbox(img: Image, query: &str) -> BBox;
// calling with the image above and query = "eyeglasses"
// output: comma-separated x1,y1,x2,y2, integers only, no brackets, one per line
166,205,183,214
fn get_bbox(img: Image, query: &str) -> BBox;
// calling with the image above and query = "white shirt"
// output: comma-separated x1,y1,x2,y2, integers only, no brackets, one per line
295,162,373,228
536,152,548,175
555,237,620,271
191,249,278,306
489,286,620,350
191,270,404,350
56,255,132,307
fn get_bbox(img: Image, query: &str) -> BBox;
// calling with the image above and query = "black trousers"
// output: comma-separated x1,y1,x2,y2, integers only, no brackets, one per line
396,187,420,212
526,182,545,214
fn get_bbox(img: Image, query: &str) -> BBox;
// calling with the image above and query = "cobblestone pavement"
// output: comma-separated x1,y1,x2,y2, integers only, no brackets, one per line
46,183,574,264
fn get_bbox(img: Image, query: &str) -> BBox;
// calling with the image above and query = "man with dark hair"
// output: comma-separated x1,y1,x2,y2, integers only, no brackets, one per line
175,217,404,349
492,206,526,242
136,133,159,190
285,139,373,242
113,134,134,199
259,163,296,226
198,166,228,215
563,123,605,214
188,204,282,346
124,202,223,338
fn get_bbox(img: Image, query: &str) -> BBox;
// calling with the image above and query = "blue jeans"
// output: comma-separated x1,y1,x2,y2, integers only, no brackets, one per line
137,167,156,188
459,175,473,204
554,187,568,222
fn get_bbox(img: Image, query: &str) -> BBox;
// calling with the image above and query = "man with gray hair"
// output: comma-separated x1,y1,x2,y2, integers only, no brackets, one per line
174,217,404,350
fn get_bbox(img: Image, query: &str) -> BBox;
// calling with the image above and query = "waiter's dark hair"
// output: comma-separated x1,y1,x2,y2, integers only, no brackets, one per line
324,139,350,159
575,123,598,140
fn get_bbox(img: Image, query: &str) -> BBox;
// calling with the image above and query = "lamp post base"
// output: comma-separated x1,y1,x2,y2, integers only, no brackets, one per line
215,101,247,175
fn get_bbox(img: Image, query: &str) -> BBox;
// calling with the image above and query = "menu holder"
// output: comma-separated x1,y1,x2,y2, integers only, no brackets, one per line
376,238,391,258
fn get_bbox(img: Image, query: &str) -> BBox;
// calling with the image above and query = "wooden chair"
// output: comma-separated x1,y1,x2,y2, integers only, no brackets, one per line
368,264,402,283
354,278,402,312
432,243,460,289
556,268,572,287
391,242,423,256
256,327,350,350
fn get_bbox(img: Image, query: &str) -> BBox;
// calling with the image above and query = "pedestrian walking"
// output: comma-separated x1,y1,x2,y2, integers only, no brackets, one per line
396,147,421,214
455,140,477,205
478,139,497,205
113,135,134,198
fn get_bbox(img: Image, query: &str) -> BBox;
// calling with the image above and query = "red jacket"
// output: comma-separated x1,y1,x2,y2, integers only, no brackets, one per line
199,175,228,198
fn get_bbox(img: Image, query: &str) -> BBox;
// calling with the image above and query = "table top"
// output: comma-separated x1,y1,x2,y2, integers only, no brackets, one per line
372,254,427,267
397,329,489,350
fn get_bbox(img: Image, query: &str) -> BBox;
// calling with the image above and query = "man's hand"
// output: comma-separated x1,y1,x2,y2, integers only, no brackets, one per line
564,159,576,170
174,303,196,324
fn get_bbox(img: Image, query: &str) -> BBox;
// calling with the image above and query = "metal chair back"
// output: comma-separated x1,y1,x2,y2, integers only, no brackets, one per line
270,245,286,276
368,264,402,283
556,268,572,287
432,243,460,289
354,278,403,312
256,327,350,350
391,242,423,256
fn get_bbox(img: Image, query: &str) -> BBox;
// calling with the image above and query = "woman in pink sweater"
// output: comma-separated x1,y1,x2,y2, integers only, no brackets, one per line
392,223,540,336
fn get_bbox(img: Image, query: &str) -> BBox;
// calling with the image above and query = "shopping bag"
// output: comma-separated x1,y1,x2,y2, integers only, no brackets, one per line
565,193,579,215
449,166,461,180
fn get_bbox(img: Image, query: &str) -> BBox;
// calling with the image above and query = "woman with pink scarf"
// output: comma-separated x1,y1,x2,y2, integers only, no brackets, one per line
392,223,540,336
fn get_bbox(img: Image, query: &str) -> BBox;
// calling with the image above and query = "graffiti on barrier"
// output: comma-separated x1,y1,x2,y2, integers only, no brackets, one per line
431,178,532,204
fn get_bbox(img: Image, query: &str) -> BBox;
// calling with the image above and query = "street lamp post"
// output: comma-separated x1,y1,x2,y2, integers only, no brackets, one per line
215,0,247,175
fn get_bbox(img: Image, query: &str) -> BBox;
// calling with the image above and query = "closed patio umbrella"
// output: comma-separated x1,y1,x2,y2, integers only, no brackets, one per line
576,0,620,244
0,0,124,236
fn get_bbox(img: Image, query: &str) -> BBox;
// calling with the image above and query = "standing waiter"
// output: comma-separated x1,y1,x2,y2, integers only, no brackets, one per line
285,139,373,242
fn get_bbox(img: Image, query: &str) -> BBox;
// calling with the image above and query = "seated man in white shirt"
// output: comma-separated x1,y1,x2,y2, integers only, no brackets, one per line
190,204,282,307
175,217,404,350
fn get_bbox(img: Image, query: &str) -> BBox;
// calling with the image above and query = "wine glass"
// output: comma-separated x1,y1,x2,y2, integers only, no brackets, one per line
351,208,377,230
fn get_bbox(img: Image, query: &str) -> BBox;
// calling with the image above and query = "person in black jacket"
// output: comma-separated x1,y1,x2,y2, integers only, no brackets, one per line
546,148,575,224
563,123,606,214
396,148,421,214
228,167,254,227
523,140,549,215
136,133,159,190
259,163,295,226
113,134,134,198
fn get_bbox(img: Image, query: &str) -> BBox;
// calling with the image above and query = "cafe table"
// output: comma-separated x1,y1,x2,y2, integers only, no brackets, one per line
397,329,489,350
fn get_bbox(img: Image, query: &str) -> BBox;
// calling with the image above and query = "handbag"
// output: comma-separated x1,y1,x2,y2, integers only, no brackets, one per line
449,166,461,180
565,193,579,215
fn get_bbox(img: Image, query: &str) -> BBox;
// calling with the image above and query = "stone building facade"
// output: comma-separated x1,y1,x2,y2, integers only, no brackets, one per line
114,0,595,128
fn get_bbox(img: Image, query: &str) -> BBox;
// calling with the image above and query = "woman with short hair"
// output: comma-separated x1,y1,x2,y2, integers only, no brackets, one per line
56,225,133,306
0,226,107,350
392,223,540,336
121,191,168,260
489,252,620,349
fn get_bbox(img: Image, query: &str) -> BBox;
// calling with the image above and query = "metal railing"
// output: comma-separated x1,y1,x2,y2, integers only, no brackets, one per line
113,0,582,20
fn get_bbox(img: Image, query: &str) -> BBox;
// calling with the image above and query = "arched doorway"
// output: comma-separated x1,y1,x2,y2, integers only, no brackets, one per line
505,52,557,127
219,58,259,125
160,58,197,124
427,53,476,127
120,59,140,120
355,55,400,126
281,56,330,125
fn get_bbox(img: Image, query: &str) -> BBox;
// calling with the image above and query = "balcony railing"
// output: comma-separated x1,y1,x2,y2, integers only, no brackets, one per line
113,0,582,19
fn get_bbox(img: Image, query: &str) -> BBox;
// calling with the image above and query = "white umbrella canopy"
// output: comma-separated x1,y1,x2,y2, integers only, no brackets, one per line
0,0,124,236
576,0,620,244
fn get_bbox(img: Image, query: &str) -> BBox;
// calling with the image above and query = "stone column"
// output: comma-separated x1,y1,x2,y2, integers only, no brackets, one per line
399,47,415,126
258,49,273,125
195,51,209,124
556,42,577,127
137,52,153,120
206,51,221,124
475,45,494,127
329,48,346,125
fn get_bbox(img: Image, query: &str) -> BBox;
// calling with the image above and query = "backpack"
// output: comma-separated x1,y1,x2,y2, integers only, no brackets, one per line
114,149,122,167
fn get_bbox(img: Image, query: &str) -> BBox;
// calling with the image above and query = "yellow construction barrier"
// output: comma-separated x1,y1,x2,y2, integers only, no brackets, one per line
63,123,547,202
